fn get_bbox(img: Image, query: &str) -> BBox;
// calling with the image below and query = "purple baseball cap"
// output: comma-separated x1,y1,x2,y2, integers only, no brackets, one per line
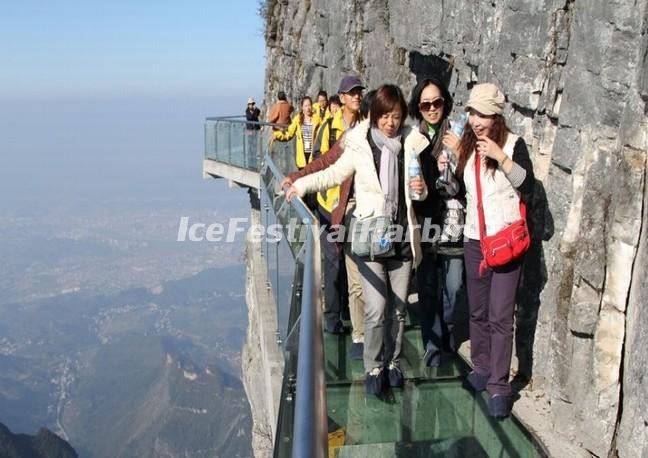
338,75,365,93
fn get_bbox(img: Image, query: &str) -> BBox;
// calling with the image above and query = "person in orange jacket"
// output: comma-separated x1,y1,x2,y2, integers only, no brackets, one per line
267,91,294,130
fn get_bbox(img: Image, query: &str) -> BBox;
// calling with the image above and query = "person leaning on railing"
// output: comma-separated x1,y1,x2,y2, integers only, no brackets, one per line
280,89,376,361
304,75,364,338
286,84,429,396
451,83,535,419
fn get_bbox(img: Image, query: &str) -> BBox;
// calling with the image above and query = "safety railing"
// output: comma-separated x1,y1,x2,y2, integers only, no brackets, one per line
260,154,327,458
204,116,294,173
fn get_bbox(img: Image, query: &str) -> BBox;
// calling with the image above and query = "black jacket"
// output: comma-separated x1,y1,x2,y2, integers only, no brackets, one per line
245,107,261,130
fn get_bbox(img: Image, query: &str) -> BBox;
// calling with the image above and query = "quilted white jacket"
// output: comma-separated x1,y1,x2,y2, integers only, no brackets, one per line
293,119,430,266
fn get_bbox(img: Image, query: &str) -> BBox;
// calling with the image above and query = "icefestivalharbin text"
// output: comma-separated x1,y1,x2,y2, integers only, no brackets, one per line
176,216,461,244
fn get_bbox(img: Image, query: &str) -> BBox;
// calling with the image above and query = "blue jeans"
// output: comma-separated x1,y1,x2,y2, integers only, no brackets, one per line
417,253,464,355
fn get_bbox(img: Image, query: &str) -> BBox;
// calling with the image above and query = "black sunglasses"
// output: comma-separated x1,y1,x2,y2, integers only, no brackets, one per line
419,98,445,112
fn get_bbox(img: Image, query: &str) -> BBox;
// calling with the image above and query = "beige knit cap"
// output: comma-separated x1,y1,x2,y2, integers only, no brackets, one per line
464,83,505,115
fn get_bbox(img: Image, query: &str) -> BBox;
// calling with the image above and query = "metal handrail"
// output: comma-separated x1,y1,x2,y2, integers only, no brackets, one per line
264,155,327,458
205,115,289,130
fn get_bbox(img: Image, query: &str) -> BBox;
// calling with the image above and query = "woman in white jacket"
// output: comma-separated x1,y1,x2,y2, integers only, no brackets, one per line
287,84,429,395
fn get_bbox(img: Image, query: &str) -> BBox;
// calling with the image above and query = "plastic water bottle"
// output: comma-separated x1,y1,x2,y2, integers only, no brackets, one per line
437,112,468,187
408,150,422,200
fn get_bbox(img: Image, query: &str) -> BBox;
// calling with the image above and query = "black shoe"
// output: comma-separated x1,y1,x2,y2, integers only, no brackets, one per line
387,362,404,388
350,342,364,360
463,371,489,392
365,367,384,396
325,320,344,334
488,394,511,418
423,345,441,368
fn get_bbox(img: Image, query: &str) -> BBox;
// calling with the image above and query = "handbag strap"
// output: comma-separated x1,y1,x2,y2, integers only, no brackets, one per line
474,152,487,242
474,154,489,277
474,151,528,237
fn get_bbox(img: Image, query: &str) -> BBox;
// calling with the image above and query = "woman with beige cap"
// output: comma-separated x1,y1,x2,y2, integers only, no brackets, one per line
450,82,535,418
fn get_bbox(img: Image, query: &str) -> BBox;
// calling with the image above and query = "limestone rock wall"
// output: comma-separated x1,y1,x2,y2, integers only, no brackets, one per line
262,1,648,456
241,205,284,458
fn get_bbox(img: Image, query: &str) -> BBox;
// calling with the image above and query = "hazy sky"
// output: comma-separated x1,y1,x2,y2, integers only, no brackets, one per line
0,0,266,100
0,1,265,214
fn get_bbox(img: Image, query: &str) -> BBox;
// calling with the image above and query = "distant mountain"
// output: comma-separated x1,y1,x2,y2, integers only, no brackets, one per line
62,334,252,458
0,265,252,458
0,422,77,458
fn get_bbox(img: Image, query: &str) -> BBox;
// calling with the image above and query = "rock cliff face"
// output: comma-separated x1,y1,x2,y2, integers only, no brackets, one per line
262,1,647,456
241,205,283,458
0,422,77,458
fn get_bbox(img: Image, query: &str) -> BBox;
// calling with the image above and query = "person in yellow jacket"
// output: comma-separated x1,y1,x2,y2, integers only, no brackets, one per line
312,76,363,219
313,90,332,125
307,75,364,336
273,96,321,169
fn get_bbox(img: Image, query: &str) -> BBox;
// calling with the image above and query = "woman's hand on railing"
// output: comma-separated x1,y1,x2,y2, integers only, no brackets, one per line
285,185,300,202
279,176,293,190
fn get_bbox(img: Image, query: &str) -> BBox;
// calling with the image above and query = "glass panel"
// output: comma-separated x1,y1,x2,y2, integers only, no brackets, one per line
204,121,217,160
262,166,276,201
229,122,245,168
215,121,231,163
271,138,297,176
244,129,260,171
274,228,297,345
204,118,262,172
323,329,469,384
323,315,542,457
327,378,542,458
274,373,296,458
284,204,306,257
204,118,299,174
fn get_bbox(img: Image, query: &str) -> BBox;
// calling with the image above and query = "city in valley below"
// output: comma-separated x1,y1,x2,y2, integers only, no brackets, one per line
0,197,254,458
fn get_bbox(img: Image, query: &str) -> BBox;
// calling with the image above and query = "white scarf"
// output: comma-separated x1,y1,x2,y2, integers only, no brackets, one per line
370,127,402,220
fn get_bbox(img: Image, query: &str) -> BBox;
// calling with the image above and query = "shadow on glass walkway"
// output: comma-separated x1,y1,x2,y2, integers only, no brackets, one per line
204,117,548,458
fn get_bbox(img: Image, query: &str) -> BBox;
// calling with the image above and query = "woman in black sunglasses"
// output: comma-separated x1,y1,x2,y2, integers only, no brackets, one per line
408,78,466,368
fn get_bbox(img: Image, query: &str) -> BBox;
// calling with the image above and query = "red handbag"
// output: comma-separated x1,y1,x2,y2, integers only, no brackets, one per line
474,154,530,276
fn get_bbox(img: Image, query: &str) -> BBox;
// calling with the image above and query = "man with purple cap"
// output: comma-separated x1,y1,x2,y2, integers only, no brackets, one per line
309,75,365,351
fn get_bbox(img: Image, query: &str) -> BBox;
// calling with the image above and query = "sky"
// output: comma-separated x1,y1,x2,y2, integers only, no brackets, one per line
0,1,265,214
0,0,266,101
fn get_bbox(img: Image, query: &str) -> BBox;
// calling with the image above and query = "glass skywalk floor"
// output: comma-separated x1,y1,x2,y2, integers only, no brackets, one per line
324,328,545,458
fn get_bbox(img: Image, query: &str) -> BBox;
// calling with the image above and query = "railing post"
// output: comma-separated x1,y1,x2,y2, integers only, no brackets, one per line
228,123,232,164
243,129,247,169
265,203,271,289
275,238,280,315
214,121,218,159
